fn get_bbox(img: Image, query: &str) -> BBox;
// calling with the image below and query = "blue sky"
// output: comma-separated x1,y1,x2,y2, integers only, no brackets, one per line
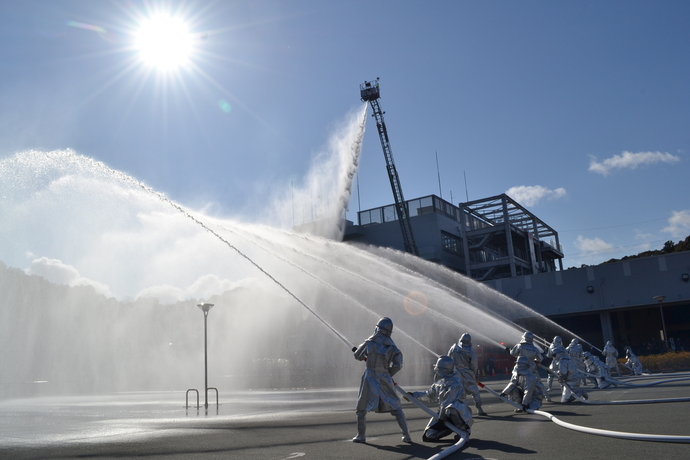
1,0,689,271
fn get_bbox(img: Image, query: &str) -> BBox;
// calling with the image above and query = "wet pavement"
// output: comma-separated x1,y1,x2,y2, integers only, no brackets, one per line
1,376,689,459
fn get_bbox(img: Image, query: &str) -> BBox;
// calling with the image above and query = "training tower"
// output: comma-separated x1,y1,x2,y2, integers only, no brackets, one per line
360,79,419,256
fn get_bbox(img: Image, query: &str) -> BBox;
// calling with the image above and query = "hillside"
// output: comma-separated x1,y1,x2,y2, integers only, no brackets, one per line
601,234,690,265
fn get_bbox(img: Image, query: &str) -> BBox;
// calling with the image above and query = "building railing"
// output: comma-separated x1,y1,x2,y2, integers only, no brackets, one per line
359,195,496,231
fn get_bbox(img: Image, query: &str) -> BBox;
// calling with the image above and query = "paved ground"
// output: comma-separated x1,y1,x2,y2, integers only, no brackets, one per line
1,375,689,460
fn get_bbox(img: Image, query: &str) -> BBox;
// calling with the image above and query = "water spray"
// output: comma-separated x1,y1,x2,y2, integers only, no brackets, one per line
362,250,532,343
577,340,603,355
213,221,440,358
75,155,357,351
161,208,356,350
45,153,442,363
355,243,599,351
277,231,516,348
24,152,689,447
225,218,514,355
530,332,602,356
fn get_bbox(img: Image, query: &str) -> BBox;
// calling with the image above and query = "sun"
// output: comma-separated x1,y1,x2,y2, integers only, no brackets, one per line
135,15,193,71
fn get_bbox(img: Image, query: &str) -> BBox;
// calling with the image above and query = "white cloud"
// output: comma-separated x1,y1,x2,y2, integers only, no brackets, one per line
634,231,652,240
1,150,299,301
505,185,567,206
662,210,690,238
574,235,614,254
588,151,680,176
24,257,113,297
136,274,249,304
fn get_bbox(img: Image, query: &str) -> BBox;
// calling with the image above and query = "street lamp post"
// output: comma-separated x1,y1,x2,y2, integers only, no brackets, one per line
197,303,214,410
653,296,668,352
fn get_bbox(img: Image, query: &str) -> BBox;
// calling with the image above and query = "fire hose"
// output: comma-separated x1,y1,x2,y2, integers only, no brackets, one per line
504,364,690,442
479,374,690,442
578,368,690,387
542,365,690,404
354,346,469,458
393,382,469,460
609,376,690,387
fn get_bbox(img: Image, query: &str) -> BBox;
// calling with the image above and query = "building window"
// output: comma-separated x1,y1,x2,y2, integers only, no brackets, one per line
441,231,464,257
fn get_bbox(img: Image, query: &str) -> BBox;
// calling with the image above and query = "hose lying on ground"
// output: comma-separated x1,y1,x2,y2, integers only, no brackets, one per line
616,371,690,381
544,366,690,404
610,376,690,387
578,370,690,389
555,383,690,442
477,371,690,443
531,409,690,443
426,434,469,460
575,394,690,405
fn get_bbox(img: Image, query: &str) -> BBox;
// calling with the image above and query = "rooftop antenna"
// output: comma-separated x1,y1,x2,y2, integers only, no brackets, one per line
356,173,361,214
435,150,442,199
464,170,469,202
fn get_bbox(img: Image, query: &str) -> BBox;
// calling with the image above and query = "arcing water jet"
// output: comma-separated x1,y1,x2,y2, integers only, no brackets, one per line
0,148,533,394
0,101,583,395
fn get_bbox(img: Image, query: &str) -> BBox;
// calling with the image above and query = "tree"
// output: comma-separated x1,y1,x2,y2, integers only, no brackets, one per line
662,240,675,254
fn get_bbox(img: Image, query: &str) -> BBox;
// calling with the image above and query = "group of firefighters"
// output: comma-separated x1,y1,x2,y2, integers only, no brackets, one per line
351,317,645,444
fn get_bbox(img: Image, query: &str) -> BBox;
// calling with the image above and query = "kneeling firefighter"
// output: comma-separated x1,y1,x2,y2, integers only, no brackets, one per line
409,355,473,442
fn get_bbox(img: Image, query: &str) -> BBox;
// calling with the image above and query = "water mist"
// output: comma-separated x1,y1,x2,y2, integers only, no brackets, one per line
0,107,573,398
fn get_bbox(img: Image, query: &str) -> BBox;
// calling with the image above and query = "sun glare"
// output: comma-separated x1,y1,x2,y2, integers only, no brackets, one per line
135,15,193,70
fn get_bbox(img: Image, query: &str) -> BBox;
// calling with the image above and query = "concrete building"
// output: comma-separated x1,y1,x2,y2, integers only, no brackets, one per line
488,251,690,354
344,194,690,354
346,193,564,281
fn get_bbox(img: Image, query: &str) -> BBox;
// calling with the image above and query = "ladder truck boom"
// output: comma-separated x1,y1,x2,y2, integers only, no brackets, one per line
360,79,419,256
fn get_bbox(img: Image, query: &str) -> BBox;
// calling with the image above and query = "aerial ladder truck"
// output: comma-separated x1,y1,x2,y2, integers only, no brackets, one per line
360,79,419,256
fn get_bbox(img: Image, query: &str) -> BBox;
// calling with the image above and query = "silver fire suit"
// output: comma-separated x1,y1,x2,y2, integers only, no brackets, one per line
501,356,543,411
603,341,620,375
583,352,615,389
510,332,545,399
448,333,485,415
624,348,644,375
551,346,587,403
411,358,473,442
567,340,587,385
353,320,410,443
546,336,564,395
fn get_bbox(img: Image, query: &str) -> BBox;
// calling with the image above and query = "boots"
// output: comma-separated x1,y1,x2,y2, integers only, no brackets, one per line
352,410,366,443
392,410,412,443
354,410,412,443
476,403,487,416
